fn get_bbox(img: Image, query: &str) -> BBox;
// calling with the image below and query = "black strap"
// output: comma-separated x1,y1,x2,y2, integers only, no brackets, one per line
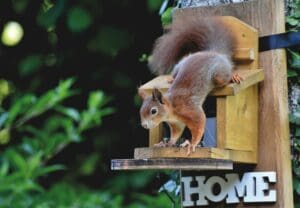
259,32,300,52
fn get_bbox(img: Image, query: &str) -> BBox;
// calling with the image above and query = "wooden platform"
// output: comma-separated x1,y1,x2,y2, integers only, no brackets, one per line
111,158,233,170
139,69,264,96
134,147,257,164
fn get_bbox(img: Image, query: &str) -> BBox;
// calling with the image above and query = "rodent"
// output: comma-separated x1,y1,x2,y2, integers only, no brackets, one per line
139,16,241,155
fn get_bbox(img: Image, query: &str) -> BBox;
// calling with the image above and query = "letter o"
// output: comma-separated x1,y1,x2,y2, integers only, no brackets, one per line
204,176,228,202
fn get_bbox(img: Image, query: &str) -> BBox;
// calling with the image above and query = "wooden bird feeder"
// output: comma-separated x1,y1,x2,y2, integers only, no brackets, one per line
112,16,264,170
112,0,294,206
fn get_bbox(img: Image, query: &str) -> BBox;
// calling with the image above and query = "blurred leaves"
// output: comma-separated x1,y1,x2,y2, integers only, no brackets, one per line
37,0,65,30
0,80,12,104
288,1,300,206
19,54,44,76
0,77,115,207
161,7,173,26
87,26,132,56
67,6,93,33
287,0,300,31
147,0,164,12
12,0,29,14
0,0,180,207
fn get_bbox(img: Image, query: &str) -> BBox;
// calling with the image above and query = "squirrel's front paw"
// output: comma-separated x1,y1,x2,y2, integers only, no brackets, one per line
154,138,169,147
154,141,166,147
180,140,192,156
231,74,243,84
180,140,198,156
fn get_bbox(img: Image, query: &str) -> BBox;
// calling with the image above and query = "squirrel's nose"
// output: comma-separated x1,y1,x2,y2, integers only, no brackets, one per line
141,123,148,129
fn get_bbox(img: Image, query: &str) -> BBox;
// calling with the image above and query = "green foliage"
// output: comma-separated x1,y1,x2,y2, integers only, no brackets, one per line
287,0,300,205
147,0,164,12
19,54,44,76
87,26,132,57
0,0,179,207
161,7,173,26
37,0,66,30
287,0,300,31
67,6,93,33
0,79,114,207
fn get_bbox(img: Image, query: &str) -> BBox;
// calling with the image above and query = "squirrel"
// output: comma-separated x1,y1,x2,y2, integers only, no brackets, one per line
139,16,242,155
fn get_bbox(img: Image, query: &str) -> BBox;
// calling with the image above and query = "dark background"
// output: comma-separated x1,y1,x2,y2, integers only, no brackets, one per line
0,0,179,207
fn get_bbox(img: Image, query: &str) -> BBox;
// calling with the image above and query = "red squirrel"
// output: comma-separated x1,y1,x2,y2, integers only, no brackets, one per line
139,16,241,155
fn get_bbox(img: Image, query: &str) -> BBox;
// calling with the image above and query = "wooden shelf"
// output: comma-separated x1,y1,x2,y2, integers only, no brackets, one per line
111,158,233,170
134,147,257,164
139,69,264,97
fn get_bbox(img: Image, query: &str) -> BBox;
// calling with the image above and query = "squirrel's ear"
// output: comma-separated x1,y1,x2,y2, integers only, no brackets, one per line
152,88,164,104
138,89,148,100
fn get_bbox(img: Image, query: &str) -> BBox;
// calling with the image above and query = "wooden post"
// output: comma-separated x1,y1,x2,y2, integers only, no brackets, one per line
175,0,293,207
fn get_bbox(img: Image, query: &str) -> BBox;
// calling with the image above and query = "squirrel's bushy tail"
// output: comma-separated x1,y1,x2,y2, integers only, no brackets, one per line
148,16,234,75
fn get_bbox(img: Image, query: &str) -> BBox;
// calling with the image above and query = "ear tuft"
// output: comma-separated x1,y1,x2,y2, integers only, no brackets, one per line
152,88,164,104
138,89,148,100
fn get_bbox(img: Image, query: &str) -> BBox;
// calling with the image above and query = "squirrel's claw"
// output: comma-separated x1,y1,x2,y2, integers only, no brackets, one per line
154,141,167,147
180,140,192,156
166,140,176,147
231,74,243,84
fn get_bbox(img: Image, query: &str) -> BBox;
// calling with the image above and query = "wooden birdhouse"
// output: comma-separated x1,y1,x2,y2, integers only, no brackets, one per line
136,16,263,164
112,16,264,170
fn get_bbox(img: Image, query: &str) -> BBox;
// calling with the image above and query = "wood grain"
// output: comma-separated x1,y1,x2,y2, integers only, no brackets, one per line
134,147,257,164
111,158,233,170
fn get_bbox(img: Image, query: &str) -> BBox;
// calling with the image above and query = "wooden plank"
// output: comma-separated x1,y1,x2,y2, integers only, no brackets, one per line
149,123,163,147
217,16,259,70
139,69,264,96
174,0,293,207
111,158,233,170
134,147,257,164
233,48,255,61
210,69,264,96
216,97,227,149
223,86,259,151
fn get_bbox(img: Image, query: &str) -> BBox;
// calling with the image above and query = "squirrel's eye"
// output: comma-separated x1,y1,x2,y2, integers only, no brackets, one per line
150,107,158,115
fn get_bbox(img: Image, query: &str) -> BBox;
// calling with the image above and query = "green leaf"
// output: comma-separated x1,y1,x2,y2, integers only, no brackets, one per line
37,0,66,29
88,91,104,109
79,153,99,175
7,94,36,125
26,78,75,117
67,7,92,33
288,70,297,77
19,54,43,76
87,26,132,56
0,112,8,129
289,113,300,125
289,50,300,69
55,106,80,121
27,152,43,176
0,79,12,103
296,128,300,137
6,149,27,172
287,17,298,26
294,166,300,175
161,7,173,26
147,0,164,12
0,159,9,176
294,178,300,195
0,128,10,144
33,164,65,178
295,10,300,18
